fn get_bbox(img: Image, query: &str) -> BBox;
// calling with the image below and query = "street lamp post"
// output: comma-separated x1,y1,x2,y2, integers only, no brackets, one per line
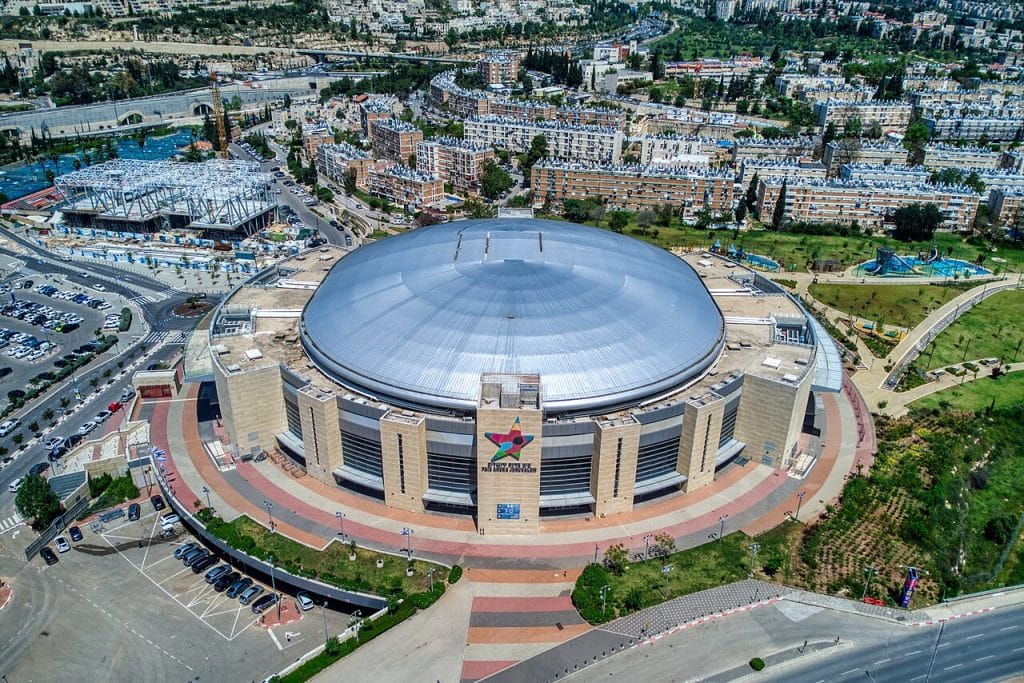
794,490,806,522
748,542,760,578
600,584,611,617
428,567,436,592
267,551,281,620
263,500,275,531
643,534,653,560
719,514,729,543
861,565,877,600
202,485,212,510
400,527,413,561
322,600,329,644
335,511,345,540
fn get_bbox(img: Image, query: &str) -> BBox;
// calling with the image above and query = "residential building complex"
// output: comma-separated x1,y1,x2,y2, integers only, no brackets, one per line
924,114,1024,141
415,137,495,191
316,142,372,190
921,143,1003,171
814,100,914,132
465,116,624,163
369,118,423,162
477,50,520,85
530,161,734,220
367,164,444,208
738,159,828,186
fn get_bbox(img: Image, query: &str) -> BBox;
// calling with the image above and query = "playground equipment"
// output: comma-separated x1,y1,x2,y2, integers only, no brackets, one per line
859,245,992,278
864,246,920,276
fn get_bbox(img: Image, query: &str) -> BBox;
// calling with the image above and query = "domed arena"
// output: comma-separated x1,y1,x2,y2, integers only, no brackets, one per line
211,218,841,533
300,218,725,414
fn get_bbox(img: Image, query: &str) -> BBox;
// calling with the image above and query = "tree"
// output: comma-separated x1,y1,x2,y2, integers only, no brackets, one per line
135,130,148,158
771,180,787,230
603,543,629,575
745,172,760,215
904,119,931,165
343,167,358,195
735,201,747,224
636,209,656,234
15,474,61,526
607,210,631,233
653,532,675,558
893,203,943,242
480,160,513,199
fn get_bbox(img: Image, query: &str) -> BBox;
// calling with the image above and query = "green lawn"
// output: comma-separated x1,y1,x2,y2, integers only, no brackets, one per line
808,283,966,328
911,371,1024,413
918,290,1024,370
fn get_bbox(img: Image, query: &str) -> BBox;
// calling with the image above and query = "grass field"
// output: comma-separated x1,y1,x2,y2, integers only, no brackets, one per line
918,290,1024,369
911,371,1024,413
808,283,966,328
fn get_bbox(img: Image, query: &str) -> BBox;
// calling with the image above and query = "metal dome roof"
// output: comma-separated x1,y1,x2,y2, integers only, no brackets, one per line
300,218,725,414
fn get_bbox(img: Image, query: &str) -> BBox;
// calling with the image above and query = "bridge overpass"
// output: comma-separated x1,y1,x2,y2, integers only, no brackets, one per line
296,49,474,66
0,74,348,143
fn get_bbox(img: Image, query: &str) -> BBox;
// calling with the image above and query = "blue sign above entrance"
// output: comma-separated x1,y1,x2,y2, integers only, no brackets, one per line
496,503,521,520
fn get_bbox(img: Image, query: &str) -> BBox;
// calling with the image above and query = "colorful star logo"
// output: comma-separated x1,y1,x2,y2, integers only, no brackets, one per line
485,417,534,462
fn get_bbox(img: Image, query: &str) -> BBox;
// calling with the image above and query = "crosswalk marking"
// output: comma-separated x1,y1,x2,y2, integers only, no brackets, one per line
142,330,168,345
141,330,190,346
0,512,24,533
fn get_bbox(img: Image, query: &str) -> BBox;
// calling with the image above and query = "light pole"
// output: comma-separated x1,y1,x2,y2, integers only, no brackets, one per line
719,514,729,543
748,542,760,578
600,584,611,617
322,600,329,644
335,510,345,540
428,567,436,592
794,490,806,522
400,527,413,561
263,500,275,531
267,551,281,620
861,565,876,600
202,485,212,510
643,534,653,560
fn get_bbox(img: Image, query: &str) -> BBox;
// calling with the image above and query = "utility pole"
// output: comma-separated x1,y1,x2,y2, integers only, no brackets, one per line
719,514,728,543
643,534,653,560
794,490,806,522
748,543,760,578
600,584,611,617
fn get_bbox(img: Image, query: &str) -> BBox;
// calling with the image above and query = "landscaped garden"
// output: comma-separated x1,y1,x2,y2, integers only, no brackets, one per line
911,371,1024,413
574,405,1024,621
916,290,1024,370
808,283,968,328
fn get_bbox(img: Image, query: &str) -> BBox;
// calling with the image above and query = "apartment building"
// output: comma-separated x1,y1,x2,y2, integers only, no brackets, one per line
924,115,1024,141
302,120,334,160
972,169,1024,201
822,140,908,172
814,100,914,132
1001,149,1024,173
478,50,520,85
489,99,556,121
774,75,848,98
989,187,1024,226
415,137,495,190
369,118,423,162
531,161,735,221
316,142,372,189
465,116,624,163
663,57,767,86
799,87,876,105
633,134,717,165
732,137,818,164
367,163,445,208
359,98,397,138
556,106,628,128
838,163,930,184
921,143,1003,171
755,177,979,232
738,159,828,186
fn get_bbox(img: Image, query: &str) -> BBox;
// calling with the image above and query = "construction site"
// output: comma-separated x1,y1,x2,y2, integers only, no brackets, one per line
54,159,277,238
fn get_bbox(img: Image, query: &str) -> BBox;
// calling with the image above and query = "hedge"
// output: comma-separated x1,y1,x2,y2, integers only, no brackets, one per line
118,307,132,332
448,565,463,584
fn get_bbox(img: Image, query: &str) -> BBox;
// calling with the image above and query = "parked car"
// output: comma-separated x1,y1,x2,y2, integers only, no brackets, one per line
191,555,218,574
44,437,64,450
251,593,278,614
182,549,207,566
174,542,198,559
204,564,232,584
94,410,112,424
40,547,58,565
296,591,315,611
8,477,23,493
69,526,83,542
127,503,140,521
76,421,97,437
214,571,241,592
92,283,106,291
28,462,49,476
150,494,165,511
54,536,70,553
238,585,264,605
0,419,20,436
159,512,180,527
226,577,253,599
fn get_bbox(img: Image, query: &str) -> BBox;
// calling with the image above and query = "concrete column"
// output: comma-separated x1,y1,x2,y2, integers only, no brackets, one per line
591,416,640,517
475,374,543,534
733,371,813,469
213,361,285,458
379,411,428,513
297,385,341,484
678,393,725,492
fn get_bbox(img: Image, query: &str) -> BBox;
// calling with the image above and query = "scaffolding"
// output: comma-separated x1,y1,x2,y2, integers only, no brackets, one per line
55,159,275,236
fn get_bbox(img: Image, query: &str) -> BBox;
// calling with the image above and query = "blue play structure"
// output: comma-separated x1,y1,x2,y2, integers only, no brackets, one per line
859,246,991,278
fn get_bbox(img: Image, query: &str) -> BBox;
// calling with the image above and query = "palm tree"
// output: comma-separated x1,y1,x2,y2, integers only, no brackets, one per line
72,157,82,171
135,130,148,158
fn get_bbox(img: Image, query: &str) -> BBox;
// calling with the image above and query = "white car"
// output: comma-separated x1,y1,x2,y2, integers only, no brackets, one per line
54,536,70,553
92,283,106,291
0,419,20,436
8,477,23,493
76,421,97,436
94,410,112,424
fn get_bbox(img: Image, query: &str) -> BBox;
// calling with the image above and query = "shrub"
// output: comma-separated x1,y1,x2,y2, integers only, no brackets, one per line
88,472,113,498
105,475,139,504
119,307,132,332
447,565,462,584
749,658,765,671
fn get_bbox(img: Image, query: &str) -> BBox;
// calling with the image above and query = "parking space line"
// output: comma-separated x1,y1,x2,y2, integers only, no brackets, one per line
267,629,283,651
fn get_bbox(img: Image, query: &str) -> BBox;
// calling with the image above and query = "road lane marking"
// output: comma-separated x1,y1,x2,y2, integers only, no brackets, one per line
840,669,858,676
944,664,962,671
905,650,922,656
1000,625,1018,631
965,633,984,640
875,659,891,665
976,655,994,662
268,629,283,650
1012,646,1024,653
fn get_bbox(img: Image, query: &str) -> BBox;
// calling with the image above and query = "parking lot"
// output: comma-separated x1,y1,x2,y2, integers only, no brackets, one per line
0,501,359,682
0,281,119,407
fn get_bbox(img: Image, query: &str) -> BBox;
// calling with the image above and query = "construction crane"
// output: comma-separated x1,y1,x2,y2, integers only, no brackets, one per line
210,70,229,160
